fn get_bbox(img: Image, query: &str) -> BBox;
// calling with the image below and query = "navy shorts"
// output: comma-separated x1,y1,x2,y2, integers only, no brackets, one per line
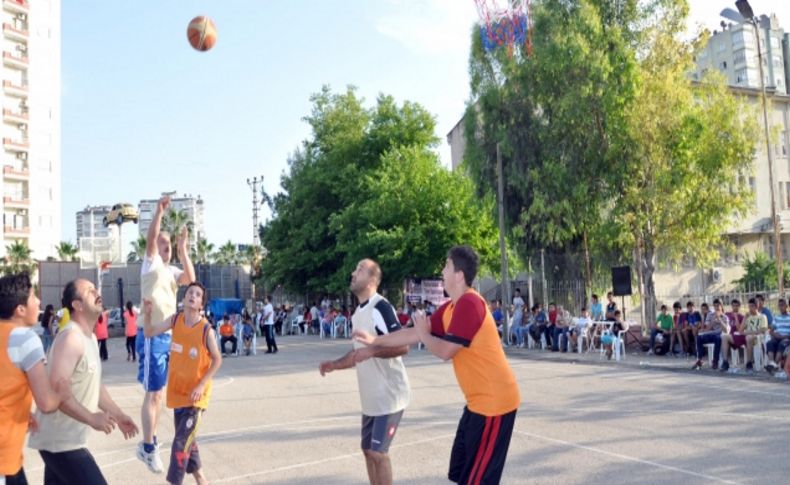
361,410,403,453
136,329,171,392
448,407,517,485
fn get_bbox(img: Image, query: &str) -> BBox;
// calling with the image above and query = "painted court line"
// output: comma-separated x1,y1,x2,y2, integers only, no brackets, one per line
513,429,739,484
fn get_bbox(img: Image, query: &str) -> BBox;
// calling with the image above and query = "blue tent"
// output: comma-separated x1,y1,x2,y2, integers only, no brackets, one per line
207,298,244,321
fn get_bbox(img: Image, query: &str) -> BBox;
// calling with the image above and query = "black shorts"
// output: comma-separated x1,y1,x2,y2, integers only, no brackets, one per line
448,407,517,485
39,448,106,485
361,410,403,453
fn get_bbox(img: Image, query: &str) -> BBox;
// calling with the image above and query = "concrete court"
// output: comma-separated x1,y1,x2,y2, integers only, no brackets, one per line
21,335,790,484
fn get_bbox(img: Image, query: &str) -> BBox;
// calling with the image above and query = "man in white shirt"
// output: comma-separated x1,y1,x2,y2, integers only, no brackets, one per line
262,296,277,354
319,259,410,485
135,195,195,474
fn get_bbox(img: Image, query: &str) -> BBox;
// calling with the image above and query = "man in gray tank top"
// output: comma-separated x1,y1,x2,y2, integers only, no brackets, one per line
319,259,411,485
29,279,139,484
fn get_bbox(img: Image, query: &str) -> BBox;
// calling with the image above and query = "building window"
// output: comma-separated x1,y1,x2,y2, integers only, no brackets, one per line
736,68,748,84
733,49,746,65
720,60,728,69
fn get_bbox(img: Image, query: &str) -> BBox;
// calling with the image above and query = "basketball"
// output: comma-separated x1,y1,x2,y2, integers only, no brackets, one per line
187,16,217,52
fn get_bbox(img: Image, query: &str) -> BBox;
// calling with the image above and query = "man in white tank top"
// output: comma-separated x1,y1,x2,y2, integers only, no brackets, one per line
29,279,138,484
319,259,410,485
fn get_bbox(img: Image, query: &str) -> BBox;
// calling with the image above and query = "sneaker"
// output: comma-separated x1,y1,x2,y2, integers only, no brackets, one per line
691,360,703,370
711,361,719,371
136,442,164,474
775,371,788,380
765,362,778,375
746,361,754,372
720,361,729,372
646,350,654,356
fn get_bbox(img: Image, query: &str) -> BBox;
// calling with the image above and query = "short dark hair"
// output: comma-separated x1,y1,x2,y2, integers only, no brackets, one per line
687,301,695,307
592,294,599,300
756,294,765,301
701,302,709,309
614,310,622,317
660,304,667,310
62,280,81,313
0,272,32,319
186,281,208,306
673,301,681,309
748,298,757,305
779,298,787,306
447,246,478,286
712,299,722,305
731,299,741,305
515,288,521,294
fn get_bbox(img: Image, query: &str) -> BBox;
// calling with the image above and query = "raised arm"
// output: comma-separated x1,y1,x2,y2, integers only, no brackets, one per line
146,196,169,259
176,225,195,285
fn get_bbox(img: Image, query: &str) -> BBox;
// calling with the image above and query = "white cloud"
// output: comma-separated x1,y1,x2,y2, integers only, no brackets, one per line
375,0,480,56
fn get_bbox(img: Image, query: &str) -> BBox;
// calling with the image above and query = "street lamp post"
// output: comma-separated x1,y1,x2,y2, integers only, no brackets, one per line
722,1,784,295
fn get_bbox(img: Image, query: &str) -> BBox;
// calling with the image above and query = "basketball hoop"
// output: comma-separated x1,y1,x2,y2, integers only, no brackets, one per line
100,261,111,275
474,0,533,57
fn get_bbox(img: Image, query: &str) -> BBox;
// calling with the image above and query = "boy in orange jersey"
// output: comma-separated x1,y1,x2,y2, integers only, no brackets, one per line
0,272,69,485
143,282,222,485
355,246,520,484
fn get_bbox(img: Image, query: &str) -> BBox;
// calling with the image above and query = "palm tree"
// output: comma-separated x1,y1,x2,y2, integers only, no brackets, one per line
127,235,147,263
213,240,239,265
1,240,35,276
163,208,194,264
191,237,214,264
55,241,78,262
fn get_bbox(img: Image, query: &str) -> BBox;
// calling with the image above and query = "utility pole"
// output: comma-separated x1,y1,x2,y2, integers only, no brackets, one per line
246,176,263,246
496,144,511,344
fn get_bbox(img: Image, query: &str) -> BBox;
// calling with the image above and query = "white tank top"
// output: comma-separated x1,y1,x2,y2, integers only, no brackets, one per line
28,322,102,452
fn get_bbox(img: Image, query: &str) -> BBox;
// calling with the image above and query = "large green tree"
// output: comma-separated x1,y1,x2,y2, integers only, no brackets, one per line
55,241,78,262
263,86,496,294
1,240,35,276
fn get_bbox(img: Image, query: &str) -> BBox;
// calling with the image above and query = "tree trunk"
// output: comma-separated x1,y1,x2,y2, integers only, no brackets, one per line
583,230,593,303
641,239,657,330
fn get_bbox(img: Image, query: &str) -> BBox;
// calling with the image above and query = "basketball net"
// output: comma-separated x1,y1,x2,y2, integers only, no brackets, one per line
474,0,533,57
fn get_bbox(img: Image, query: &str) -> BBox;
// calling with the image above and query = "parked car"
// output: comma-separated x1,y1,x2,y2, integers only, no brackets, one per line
102,203,139,226
108,308,123,328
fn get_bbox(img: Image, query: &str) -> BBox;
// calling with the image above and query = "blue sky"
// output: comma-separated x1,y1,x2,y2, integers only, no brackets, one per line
61,1,790,250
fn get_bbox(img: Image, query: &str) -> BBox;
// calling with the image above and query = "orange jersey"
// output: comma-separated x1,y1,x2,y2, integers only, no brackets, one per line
0,324,32,474
167,314,213,409
431,290,520,416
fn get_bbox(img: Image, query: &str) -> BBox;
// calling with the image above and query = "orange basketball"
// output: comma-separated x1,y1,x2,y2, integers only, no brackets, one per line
187,16,217,52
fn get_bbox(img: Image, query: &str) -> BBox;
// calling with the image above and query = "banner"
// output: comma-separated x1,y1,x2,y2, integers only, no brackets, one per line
405,279,449,306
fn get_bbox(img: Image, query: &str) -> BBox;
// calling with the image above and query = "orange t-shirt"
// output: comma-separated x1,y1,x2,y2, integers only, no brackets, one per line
125,310,138,337
94,312,108,340
167,314,213,409
430,289,520,416
219,321,234,337
0,324,32,475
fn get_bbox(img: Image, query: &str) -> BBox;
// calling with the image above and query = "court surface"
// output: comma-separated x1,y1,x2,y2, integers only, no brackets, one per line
22,335,790,484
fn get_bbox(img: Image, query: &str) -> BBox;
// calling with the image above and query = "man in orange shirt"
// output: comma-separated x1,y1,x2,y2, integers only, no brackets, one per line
218,315,237,356
354,246,520,484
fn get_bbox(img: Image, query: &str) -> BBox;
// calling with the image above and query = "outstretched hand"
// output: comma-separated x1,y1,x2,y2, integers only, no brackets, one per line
157,195,170,215
177,226,188,251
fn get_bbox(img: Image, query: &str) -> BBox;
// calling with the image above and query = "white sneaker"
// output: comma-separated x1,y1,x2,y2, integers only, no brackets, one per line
775,371,788,380
646,350,654,356
136,441,164,474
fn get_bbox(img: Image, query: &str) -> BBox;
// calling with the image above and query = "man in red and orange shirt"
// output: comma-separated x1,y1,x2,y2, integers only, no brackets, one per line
354,245,520,484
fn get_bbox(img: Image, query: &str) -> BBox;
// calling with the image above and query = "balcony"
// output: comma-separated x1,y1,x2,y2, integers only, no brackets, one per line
3,165,27,180
3,0,28,15
3,196,29,208
2,23,27,42
3,225,29,238
3,51,27,70
3,138,28,153
2,80,27,98
2,108,27,124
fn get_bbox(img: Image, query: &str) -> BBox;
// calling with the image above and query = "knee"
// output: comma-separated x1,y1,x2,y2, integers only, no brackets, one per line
363,449,387,465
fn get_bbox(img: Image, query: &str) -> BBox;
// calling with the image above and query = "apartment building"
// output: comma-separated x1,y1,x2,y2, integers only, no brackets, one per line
138,191,205,248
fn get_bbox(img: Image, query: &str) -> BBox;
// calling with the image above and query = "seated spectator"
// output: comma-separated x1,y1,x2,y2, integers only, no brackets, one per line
397,305,411,326
668,301,687,356
765,298,790,375
219,314,237,356
721,298,767,372
552,305,572,352
333,307,348,337
601,310,625,360
590,294,604,322
569,307,592,352
682,301,702,355
691,299,730,370
545,303,558,348
242,315,254,356
490,300,503,336
529,303,548,346
605,292,617,321
648,304,673,355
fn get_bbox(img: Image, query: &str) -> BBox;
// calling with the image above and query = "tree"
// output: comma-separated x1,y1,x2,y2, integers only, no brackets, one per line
331,145,499,292
734,253,790,291
162,208,193,263
191,237,214,265
1,240,35,276
213,241,239,265
55,241,78,262
127,235,147,263
262,86,442,294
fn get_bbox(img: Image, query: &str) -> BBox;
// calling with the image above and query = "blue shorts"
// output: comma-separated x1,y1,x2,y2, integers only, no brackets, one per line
136,329,171,392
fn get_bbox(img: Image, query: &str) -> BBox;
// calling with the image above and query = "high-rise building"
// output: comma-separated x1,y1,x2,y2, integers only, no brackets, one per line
138,191,205,248
75,205,111,240
1,0,60,259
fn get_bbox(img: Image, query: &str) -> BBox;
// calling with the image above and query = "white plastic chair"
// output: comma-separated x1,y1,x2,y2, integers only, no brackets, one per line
289,316,303,335
753,334,768,369
238,323,257,356
614,330,626,361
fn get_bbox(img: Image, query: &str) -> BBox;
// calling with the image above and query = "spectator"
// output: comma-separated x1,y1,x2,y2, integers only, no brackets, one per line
40,304,55,354
691,299,730,370
321,307,335,337
605,292,617,321
219,315,237,356
397,305,411,326
94,310,109,361
569,307,592,352
648,304,672,355
242,314,254,356
721,298,767,373
529,303,548,346
601,310,625,360
511,289,525,345
756,294,774,328
333,307,349,337
683,301,702,355
669,301,687,356
125,301,138,362
590,294,604,321
552,305,572,352
765,298,790,375
262,296,278,354
309,302,320,335
545,303,557,348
